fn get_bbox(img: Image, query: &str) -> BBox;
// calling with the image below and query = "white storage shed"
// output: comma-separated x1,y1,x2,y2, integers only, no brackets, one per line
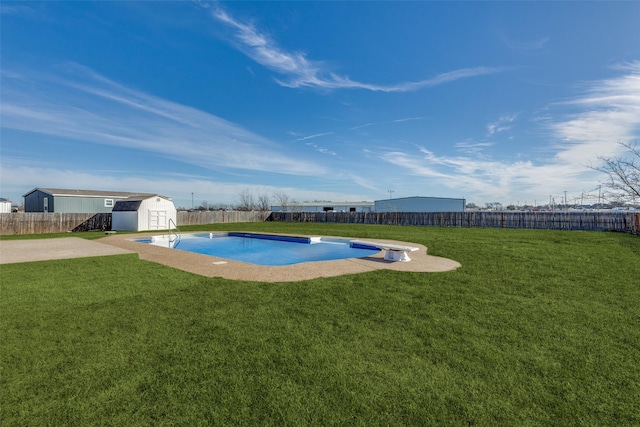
0,198,12,213
111,194,177,231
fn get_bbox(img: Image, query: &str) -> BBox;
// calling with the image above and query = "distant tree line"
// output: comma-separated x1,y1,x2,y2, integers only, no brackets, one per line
178,189,296,212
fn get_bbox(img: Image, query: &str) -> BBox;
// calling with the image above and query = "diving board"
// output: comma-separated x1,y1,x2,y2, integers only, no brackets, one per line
350,240,420,262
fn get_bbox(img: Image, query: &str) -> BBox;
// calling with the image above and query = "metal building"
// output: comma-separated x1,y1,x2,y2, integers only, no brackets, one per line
374,196,466,212
271,201,374,213
22,188,150,213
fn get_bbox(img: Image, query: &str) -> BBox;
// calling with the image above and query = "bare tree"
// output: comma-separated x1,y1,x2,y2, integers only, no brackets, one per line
257,194,271,211
272,191,290,212
485,202,503,211
595,140,640,203
198,201,212,211
236,189,256,211
210,202,230,211
289,200,303,212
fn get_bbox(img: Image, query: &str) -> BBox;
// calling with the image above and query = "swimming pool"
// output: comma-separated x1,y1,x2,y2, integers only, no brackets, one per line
137,232,382,266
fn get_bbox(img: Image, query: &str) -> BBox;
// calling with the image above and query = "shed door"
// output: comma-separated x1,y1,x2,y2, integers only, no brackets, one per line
149,210,167,230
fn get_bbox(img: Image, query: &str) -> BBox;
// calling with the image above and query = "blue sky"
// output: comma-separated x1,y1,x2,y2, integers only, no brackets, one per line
1,1,639,208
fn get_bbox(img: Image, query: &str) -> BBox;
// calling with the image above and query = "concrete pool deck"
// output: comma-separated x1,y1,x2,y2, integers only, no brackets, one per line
0,237,135,264
1,232,461,282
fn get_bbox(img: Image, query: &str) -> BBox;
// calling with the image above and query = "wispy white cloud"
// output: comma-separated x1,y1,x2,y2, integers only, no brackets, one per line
379,62,640,202
548,61,640,164
350,122,377,131
455,140,494,155
0,3,34,15
0,64,325,177
501,33,551,53
381,147,584,202
391,117,423,124
295,132,333,142
350,117,424,130
305,142,336,156
487,114,518,136
289,131,336,155
212,7,504,92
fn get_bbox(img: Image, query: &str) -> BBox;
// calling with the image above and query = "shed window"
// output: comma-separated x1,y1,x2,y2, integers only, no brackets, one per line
104,199,114,208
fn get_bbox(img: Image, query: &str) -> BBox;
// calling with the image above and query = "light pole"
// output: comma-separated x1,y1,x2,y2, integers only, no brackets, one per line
388,190,394,199
191,192,194,210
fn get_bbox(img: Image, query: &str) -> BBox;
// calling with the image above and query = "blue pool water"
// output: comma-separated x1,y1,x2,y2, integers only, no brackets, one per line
138,232,381,266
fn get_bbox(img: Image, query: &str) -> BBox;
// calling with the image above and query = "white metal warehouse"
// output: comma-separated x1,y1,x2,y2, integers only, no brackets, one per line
271,201,374,213
374,196,466,212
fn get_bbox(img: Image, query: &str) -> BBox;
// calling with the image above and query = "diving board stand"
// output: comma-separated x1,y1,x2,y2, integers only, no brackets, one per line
351,240,420,262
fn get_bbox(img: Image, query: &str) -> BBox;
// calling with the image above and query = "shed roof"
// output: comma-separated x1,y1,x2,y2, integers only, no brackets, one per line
118,194,172,202
112,200,143,212
112,195,173,212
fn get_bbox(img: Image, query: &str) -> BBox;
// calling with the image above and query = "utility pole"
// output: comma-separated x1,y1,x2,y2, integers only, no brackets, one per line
598,185,602,208
564,190,568,211
388,190,394,199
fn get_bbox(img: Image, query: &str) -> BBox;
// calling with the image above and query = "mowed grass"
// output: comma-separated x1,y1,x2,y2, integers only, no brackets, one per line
1,224,639,425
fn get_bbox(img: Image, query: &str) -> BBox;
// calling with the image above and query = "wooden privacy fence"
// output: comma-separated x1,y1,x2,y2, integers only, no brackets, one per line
0,213,110,235
0,211,272,235
268,211,640,234
2,211,638,235
177,210,271,225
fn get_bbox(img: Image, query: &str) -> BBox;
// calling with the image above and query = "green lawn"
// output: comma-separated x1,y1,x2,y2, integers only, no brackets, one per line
2,224,639,425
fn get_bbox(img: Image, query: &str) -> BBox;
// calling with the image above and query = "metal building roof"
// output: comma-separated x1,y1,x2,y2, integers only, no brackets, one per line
22,188,162,198
373,196,465,203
